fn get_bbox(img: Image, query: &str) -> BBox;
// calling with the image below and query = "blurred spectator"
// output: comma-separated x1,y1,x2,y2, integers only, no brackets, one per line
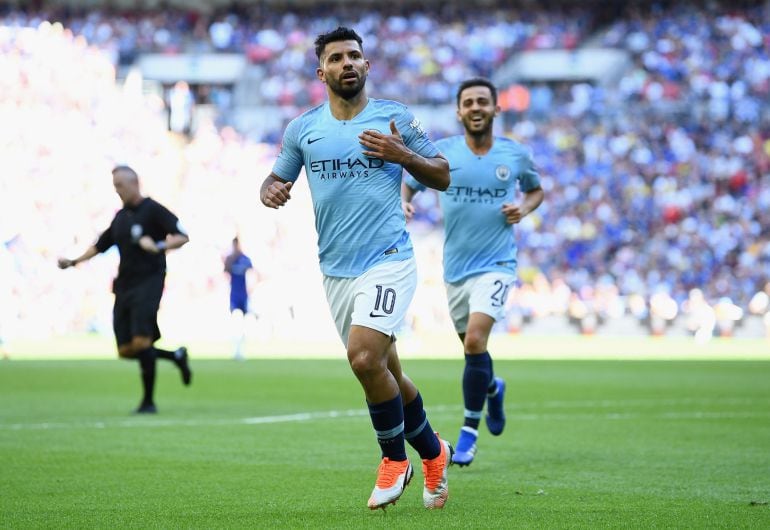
167,80,194,135
713,297,744,338
682,288,717,344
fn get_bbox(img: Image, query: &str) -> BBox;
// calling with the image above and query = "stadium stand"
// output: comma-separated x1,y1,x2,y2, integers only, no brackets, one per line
1,0,768,342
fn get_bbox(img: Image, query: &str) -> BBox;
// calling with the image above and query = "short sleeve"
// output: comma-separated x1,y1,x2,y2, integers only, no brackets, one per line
271,118,304,182
518,147,542,192
394,107,440,160
153,201,185,236
94,224,114,253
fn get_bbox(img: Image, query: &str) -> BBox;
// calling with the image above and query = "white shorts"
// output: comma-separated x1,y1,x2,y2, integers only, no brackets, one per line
445,272,516,334
323,258,417,347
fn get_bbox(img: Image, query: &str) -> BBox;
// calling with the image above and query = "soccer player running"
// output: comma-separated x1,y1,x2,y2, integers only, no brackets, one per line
402,78,544,466
224,236,254,360
58,165,192,414
260,27,453,510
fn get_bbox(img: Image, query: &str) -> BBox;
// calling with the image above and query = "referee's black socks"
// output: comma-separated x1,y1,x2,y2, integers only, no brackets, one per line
153,347,177,361
137,348,157,406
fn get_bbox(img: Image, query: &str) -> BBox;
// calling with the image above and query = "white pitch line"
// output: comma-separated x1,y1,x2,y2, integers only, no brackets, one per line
241,408,369,424
0,405,457,431
1,401,768,431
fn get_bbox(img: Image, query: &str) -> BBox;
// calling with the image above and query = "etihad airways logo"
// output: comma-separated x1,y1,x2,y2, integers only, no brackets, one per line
446,185,507,204
310,157,384,180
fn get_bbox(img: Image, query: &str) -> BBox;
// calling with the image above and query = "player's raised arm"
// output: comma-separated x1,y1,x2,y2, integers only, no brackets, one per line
360,119,449,191
260,173,294,209
401,151,449,192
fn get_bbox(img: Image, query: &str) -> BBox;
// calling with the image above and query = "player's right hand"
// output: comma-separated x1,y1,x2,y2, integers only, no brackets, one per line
402,201,415,220
57,258,73,269
262,180,293,209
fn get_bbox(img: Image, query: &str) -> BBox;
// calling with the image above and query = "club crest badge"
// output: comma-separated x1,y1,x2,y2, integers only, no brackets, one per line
495,165,511,182
130,224,143,242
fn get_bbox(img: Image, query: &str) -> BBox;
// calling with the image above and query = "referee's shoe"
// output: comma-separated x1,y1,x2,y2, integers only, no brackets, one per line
175,347,192,386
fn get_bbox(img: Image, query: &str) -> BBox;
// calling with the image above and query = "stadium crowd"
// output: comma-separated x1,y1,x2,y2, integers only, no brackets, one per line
0,1,594,105
1,1,769,345
409,0,770,337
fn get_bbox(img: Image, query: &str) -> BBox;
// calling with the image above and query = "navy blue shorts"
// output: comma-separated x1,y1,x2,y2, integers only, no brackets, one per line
230,294,248,313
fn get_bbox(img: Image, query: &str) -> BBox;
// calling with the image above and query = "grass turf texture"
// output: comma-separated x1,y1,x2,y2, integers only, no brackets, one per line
1,359,769,528
4,333,769,360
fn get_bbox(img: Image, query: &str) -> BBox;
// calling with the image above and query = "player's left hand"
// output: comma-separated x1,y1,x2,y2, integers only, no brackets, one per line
502,203,525,224
138,235,160,253
359,120,413,165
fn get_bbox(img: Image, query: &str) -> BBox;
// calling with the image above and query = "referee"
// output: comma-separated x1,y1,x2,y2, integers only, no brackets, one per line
58,165,192,414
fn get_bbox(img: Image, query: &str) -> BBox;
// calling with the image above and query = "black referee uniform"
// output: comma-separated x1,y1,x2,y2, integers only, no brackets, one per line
95,197,191,412
97,197,181,344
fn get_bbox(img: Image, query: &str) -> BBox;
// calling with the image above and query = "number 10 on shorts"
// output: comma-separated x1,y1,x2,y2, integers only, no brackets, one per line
372,284,396,316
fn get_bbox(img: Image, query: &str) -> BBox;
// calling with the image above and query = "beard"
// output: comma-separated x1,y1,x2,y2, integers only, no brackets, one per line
464,115,493,136
327,72,367,100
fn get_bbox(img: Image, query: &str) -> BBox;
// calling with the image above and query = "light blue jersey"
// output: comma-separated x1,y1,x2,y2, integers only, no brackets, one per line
272,99,439,277
405,135,541,283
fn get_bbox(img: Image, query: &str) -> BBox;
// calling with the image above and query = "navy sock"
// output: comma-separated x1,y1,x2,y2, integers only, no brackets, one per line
403,393,440,460
368,394,407,461
463,352,492,429
487,355,497,394
137,348,157,406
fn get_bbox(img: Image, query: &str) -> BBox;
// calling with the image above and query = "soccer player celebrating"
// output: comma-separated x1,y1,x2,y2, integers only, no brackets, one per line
260,27,453,510
58,165,192,414
402,78,545,466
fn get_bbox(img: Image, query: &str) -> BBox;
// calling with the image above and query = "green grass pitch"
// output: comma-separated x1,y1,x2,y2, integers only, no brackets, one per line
1,358,769,528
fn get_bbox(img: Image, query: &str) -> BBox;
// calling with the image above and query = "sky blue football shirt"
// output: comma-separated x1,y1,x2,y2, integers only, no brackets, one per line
404,135,541,283
272,99,439,277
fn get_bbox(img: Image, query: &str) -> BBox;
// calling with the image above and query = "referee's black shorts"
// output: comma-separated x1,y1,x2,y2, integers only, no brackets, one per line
113,274,165,346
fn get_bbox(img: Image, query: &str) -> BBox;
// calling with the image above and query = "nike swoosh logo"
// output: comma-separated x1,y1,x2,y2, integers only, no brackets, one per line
369,312,388,318
308,137,325,144
450,167,462,172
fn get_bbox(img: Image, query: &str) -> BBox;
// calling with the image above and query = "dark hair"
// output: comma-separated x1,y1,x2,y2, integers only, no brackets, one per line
314,26,363,61
456,78,498,106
